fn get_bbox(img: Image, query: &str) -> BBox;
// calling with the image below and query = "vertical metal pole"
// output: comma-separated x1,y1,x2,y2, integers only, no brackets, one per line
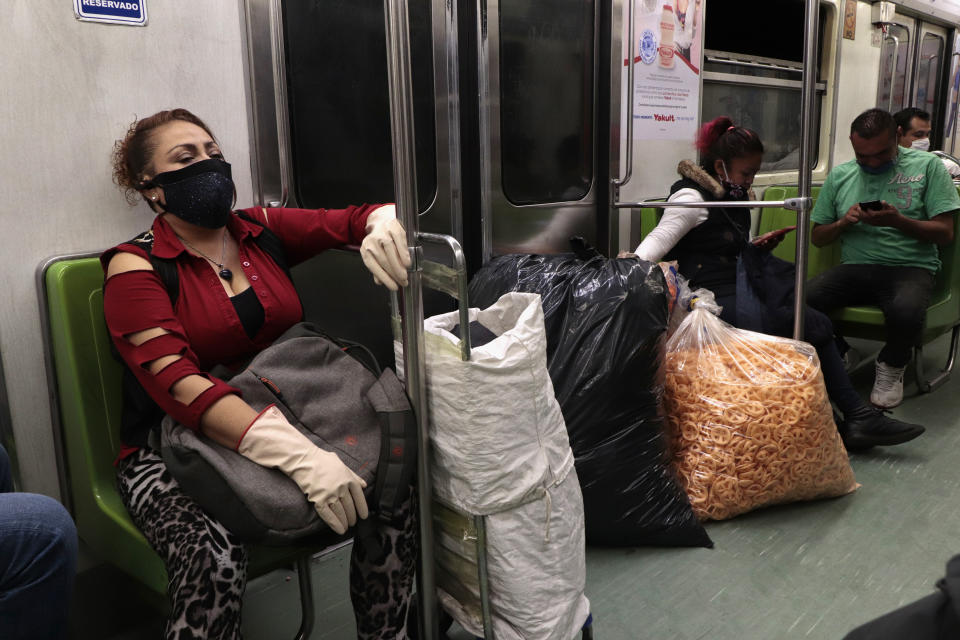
383,2,438,639
268,0,292,207
474,516,494,638
793,0,819,340
611,0,635,200
477,0,494,262
293,556,315,640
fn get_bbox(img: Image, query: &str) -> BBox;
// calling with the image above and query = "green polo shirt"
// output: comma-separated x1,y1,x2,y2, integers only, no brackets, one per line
811,147,959,273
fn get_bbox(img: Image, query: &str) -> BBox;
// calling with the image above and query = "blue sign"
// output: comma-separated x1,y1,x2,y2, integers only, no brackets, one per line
74,0,147,26
639,29,658,65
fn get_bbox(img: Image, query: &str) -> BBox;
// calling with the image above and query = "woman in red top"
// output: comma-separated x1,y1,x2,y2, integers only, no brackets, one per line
103,108,414,639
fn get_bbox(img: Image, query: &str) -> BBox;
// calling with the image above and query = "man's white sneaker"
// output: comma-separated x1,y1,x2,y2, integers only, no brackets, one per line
871,360,906,408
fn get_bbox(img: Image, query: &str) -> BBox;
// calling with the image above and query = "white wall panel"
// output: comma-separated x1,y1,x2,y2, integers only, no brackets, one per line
0,1,254,495
831,1,882,166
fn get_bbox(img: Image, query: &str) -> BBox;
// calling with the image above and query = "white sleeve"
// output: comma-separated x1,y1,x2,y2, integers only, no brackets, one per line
634,188,709,262
942,157,960,178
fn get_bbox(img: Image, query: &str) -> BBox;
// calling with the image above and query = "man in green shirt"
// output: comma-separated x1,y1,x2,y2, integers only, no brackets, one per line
809,108,959,408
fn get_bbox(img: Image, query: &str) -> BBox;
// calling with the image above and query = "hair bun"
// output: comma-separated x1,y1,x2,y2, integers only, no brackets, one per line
695,116,735,154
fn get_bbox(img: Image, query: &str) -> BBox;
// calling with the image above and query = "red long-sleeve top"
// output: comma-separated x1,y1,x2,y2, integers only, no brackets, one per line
101,204,378,457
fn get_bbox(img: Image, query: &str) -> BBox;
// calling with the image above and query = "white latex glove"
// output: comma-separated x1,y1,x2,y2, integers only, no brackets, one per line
236,406,369,534
360,204,411,291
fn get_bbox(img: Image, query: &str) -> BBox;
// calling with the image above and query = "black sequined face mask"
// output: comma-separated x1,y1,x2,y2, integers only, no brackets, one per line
142,158,234,228
720,161,749,200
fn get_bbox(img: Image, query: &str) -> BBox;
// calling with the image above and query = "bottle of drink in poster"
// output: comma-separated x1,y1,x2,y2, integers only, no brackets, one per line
659,4,675,69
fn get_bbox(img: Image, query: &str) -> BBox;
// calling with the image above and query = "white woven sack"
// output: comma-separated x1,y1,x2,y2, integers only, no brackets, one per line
437,468,591,640
395,291,574,513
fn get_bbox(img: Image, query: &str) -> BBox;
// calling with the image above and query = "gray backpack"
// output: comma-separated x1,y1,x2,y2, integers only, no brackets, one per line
158,322,416,545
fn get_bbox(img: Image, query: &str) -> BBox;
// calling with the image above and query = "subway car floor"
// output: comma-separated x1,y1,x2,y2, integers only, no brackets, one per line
68,334,960,640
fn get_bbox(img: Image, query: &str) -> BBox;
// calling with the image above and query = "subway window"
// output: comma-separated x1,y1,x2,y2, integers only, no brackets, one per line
701,0,829,172
916,32,945,130
499,0,595,205
282,0,437,210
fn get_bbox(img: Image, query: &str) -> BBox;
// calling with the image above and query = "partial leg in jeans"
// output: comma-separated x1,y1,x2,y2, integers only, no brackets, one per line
873,267,935,368
807,264,935,368
117,448,247,640
806,264,875,318
0,444,77,640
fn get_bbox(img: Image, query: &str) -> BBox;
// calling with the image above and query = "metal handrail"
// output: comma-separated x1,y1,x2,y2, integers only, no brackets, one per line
418,232,472,361
413,231,500,639
884,34,901,113
793,0,819,340
269,0,292,207
383,1,437,638
704,56,804,73
933,149,960,165
703,71,826,92
618,198,811,211
611,0,635,197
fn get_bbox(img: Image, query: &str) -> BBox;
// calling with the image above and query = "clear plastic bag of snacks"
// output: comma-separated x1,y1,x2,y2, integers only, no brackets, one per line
663,307,858,521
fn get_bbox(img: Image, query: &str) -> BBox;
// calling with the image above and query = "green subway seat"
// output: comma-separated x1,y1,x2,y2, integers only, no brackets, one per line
639,206,661,240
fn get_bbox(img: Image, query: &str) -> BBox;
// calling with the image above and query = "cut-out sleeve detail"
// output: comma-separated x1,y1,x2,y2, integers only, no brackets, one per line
153,358,202,393
240,204,380,266
129,334,185,369
103,265,240,430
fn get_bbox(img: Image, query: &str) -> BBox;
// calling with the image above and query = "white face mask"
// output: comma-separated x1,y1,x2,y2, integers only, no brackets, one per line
910,138,931,151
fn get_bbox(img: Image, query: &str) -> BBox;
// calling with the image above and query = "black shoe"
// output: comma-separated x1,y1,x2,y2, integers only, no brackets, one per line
839,406,925,451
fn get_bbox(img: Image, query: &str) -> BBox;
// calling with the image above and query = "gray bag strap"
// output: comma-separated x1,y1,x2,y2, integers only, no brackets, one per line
367,370,418,524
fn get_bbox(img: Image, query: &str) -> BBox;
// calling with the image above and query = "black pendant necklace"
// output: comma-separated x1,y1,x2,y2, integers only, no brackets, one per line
178,228,233,281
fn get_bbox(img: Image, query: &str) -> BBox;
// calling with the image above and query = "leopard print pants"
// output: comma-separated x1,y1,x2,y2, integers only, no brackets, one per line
117,448,416,640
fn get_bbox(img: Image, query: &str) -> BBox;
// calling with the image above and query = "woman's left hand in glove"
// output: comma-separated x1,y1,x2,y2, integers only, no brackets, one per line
360,204,411,290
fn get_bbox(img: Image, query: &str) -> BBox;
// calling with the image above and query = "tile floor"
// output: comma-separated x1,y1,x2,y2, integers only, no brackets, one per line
70,335,960,639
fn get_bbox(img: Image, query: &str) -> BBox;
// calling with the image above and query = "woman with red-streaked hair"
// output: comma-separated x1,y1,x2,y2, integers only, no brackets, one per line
626,116,924,451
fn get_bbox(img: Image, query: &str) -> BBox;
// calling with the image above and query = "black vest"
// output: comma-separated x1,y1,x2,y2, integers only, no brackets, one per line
663,177,750,299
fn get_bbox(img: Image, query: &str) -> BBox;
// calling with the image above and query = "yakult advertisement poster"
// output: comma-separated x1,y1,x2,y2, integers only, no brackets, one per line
631,0,703,141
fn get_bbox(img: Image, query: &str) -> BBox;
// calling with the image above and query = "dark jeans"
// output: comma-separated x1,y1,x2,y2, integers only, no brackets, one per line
0,444,77,640
717,294,865,417
806,264,936,368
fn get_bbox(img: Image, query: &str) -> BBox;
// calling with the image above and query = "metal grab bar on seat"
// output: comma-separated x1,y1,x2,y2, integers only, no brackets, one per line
390,232,495,639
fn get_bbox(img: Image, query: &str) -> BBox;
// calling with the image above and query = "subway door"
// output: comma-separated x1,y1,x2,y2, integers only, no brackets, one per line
876,14,916,115
942,34,960,157
472,0,605,258
241,0,458,365
912,22,949,147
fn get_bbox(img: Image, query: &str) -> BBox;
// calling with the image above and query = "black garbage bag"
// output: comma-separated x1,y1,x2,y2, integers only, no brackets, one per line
468,248,712,547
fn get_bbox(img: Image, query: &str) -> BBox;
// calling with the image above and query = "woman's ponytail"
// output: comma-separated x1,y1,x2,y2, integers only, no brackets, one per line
696,116,763,175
